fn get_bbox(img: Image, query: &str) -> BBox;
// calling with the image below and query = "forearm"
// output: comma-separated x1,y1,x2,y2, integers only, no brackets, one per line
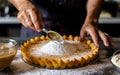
85,0,104,24
9,0,32,11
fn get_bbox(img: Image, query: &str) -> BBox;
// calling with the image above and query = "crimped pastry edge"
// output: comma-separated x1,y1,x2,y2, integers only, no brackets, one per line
21,35,99,69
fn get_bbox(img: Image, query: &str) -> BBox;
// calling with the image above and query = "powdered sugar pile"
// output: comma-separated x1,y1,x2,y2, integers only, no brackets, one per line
39,40,77,55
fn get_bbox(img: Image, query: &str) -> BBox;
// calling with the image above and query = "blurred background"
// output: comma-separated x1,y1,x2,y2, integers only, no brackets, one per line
0,0,120,37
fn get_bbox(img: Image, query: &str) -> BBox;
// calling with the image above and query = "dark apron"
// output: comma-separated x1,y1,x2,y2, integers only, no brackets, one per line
21,0,87,37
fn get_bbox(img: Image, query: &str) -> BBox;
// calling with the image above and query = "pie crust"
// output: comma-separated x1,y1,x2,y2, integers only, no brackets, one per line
21,35,99,69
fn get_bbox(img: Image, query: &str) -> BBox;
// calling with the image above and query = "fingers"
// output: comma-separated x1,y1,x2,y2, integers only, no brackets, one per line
17,11,28,27
98,31,109,46
99,31,114,47
27,8,43,32
80,23,114,47
80,26,99,47
79,30,87,41
87,28,99,47
17,8,44,32
106,33,114,46
18,11,35,30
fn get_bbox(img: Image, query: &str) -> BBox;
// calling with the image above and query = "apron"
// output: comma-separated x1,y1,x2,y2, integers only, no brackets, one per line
21,0,87,37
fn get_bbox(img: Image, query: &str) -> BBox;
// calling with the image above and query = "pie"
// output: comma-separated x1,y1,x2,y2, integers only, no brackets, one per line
21,35,99,69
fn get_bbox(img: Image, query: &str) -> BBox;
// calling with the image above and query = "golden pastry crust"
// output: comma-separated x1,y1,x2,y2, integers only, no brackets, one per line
21,35,99,69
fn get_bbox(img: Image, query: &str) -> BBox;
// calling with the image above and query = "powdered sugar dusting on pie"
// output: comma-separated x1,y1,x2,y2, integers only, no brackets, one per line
29,40,91,59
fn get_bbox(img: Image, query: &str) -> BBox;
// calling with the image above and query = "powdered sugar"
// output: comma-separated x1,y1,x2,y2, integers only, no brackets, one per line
30,40,91,59
39,40,77,55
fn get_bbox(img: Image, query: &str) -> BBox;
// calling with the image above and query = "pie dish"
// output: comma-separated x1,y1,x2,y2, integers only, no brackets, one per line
21,35,99,69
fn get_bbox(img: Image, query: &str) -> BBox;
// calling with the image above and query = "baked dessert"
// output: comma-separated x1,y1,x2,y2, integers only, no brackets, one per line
21,35,99,69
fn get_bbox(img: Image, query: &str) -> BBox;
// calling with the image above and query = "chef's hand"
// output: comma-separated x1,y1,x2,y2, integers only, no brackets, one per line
80,21,114,47
17,1,44,32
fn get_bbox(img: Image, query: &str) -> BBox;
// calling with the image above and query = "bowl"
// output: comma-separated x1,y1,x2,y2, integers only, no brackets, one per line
111,50,120,73
0,39,18,70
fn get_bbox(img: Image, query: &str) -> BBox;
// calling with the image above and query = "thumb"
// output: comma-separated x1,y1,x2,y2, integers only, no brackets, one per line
79,30,87,41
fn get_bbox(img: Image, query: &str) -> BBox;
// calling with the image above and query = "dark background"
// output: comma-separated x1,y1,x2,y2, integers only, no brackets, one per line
0,0,120,37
